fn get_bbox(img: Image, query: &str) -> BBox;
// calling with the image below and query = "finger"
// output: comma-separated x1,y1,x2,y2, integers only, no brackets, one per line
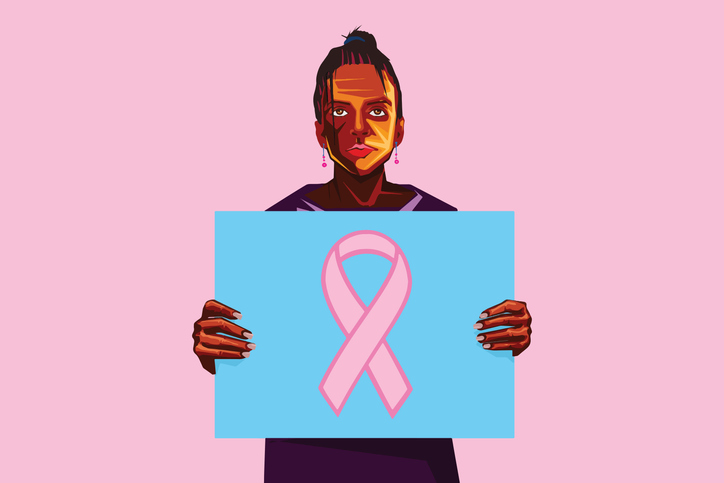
199,333,256,352
202,299,242,320
473,315,525,330
481,340,527,351
476,326,530,344
195,318,253,339
479,299,527,318
195,344,250,359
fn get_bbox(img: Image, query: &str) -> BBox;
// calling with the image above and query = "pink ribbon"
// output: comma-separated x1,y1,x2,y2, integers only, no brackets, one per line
319,230,413,418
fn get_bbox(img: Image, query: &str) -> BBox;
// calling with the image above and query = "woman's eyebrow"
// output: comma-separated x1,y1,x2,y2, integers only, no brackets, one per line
325,100,352,111
366,99,392,106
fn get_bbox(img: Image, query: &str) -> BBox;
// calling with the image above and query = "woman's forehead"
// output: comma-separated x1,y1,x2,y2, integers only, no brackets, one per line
329,64,397,105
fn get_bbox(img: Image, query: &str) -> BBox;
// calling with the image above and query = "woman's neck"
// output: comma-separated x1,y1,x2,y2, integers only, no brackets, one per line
329,163,389,207
305,163,414,209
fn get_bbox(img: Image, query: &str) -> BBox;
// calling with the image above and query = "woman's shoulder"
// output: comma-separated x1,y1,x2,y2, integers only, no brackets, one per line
401,185,457,211
266,184,324,211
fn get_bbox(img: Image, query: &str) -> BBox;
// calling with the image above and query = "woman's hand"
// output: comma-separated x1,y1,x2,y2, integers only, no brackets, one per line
193,300,255,374
474,300,532,356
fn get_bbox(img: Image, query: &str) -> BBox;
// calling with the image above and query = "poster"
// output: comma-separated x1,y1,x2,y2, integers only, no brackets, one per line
215,211,514,438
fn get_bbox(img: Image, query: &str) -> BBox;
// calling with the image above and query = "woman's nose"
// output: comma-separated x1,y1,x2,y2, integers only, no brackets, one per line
351,114,369,136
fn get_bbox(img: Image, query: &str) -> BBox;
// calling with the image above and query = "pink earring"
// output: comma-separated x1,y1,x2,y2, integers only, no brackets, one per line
322,144,327,167
394,142,399,164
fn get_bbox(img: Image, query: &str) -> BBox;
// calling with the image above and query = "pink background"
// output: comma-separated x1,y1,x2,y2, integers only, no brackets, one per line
2,1,722,481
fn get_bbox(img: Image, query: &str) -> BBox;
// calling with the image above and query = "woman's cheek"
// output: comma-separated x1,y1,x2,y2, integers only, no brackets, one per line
368,121,394,150
324,122,345,150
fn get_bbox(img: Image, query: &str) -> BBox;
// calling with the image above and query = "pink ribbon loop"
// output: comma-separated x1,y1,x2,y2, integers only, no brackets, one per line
319,230,413,418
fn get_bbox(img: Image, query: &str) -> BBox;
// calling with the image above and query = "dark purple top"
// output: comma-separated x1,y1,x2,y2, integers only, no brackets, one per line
266,184,457,212
264,184,459,483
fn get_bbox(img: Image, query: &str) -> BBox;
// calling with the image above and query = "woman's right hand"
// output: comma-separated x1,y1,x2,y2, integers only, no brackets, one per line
192,300,255,374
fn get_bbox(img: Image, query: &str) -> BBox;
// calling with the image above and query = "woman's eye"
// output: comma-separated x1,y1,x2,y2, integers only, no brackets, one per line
332,109,348,117
369,109,386,117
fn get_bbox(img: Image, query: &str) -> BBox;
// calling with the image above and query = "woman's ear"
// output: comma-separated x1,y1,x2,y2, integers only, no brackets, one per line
315,121,326,148
395,117,405,147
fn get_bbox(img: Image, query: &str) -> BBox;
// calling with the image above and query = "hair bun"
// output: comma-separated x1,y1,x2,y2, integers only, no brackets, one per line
343,28,377,49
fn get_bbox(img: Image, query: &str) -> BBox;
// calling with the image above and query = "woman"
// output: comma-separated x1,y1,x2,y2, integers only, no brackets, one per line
193,29,533,482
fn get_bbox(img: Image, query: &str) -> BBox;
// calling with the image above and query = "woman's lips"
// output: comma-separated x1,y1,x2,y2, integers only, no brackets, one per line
346,144,376,158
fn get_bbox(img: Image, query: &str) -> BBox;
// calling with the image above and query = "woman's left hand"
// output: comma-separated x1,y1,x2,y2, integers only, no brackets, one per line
474,300,532,356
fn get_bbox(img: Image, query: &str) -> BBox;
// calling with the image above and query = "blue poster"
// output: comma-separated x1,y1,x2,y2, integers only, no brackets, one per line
215,211,514,438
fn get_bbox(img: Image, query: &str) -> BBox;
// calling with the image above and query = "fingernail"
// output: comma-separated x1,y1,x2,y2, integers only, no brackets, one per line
483,344,491,349
241,351,251,358
243,332,253,339
473,323,483,330
476,334,485,342
479,312,488,319
232,311,242,319
247,343,256,350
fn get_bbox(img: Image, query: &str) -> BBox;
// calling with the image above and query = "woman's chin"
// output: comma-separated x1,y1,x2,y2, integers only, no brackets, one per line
353,158,385,175
332,156,385,176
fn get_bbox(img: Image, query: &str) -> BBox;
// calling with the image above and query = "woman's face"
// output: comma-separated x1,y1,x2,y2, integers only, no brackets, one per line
316,64,404,176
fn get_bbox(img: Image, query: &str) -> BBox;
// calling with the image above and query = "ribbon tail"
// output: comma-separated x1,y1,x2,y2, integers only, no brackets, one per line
367,342,413,418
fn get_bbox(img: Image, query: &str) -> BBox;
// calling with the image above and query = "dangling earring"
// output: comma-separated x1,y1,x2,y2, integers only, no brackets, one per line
394,141,399,164
322,143,327,167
